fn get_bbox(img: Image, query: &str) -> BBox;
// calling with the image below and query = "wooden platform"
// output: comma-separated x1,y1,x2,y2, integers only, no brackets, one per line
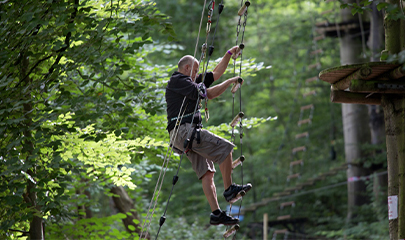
315,20,370,38
319,62,405,105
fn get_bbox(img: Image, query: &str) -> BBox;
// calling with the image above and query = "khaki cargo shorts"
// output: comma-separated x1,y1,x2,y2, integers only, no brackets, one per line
169,123,235,179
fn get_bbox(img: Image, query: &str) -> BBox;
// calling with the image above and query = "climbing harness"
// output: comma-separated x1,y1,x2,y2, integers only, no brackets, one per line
169,111,196,122
140,0,210,238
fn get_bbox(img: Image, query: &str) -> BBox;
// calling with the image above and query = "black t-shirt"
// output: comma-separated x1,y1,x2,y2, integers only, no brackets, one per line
165,71,215,132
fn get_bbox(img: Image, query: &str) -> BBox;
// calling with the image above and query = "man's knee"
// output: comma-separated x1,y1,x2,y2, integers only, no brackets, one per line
219,152,232,165
202,171,215,180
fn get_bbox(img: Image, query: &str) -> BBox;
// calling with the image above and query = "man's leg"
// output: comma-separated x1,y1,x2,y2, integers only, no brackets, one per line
202,171,240,226
201,171,219,211
220,152,253,203
219,152,232,190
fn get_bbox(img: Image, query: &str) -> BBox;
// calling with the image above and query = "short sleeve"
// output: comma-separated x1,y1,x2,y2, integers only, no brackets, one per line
195,72,215,88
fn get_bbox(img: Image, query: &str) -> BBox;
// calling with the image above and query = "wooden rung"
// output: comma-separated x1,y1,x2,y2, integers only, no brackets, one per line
287,173,300,180
296,181,314,188
290,160,304,167
305,76,319,83
230,78,243,93
229,190,245,204
313,35,325,41
315,21,328,27
237,0,250,16
303,90,317,97
228,184,251,204
280,201,295,208
300,104,314,111
273,191,291,197
298,118,311,126
285,186,302,192
223,224,240,238
331,165,348,171
320,171,338,177
310,49,323,55
230,112,244,127
277,215,291,220
273,229,288,234
292,146,306,153
321,9,333,15
308,62,321,69
295,132,309,139
312,175,326,181
232,155,245,169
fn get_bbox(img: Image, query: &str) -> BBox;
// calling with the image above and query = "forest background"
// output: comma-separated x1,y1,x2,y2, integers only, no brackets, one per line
0,0,393,239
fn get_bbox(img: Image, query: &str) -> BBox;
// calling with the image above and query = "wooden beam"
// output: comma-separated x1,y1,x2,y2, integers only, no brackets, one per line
310,49,323,55
300,104,314,111
308,62,321,70
295,132,309,139
305,76,319,83
303,90,317,97
330,90,381,105
350,79,405,94
321,9,333,15
332,66,372,90
290,159,304,167
277,215,291,220
388,64,405,79
313,35,325,41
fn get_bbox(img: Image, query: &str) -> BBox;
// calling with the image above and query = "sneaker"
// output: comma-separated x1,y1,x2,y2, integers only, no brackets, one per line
223,183,252,203
210,210,240,226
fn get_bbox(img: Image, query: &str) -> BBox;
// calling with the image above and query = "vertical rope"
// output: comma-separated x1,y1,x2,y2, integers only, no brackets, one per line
140,1,209,239
228,2,249,239
355,0,367,58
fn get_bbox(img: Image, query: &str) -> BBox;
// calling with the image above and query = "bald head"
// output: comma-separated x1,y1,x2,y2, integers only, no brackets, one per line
178,55,199,80
178,55,197,70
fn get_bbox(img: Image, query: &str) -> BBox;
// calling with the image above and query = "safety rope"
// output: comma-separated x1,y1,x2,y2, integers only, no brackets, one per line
140,1,209,238
141,1,227,239
154,2,226,238
355,0,367,59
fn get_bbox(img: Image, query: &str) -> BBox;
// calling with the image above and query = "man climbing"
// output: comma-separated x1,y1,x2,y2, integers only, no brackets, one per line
165,46,252,226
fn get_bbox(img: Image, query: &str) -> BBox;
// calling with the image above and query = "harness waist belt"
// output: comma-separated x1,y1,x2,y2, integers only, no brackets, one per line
170,110,199,122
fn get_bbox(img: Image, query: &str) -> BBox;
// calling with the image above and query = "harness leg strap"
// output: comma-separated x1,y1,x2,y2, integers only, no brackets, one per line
196,128,201,144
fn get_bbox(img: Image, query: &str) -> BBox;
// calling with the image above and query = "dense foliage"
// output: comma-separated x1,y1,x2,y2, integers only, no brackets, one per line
0,0,394,239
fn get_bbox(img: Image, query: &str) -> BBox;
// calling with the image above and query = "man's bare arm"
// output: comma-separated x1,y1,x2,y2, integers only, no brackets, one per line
212,46,239,81
206,76,242,99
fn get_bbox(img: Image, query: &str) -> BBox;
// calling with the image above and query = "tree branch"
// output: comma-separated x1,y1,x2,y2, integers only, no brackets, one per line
43,0,79,85
76,69,120,91
9,229,30,238
14,54,53,89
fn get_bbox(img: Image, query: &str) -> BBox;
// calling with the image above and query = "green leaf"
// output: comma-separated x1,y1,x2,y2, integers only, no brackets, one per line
377,2,389,11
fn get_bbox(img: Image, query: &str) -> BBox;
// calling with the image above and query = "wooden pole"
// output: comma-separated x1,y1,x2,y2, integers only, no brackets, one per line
350,79,405,94
383,1,403,238
263,213,268,240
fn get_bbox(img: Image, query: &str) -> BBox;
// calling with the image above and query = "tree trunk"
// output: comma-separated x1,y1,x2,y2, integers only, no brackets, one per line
77,185,93,220
382,0,405,238
339,1,372,222
381,96,404,240
20,52,44,240
368,3,387,220
110,186,148,239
